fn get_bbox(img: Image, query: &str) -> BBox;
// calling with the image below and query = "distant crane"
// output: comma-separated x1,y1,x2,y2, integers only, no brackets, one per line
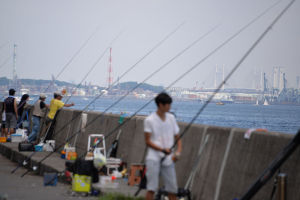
12,44,18,91
107,47,113,88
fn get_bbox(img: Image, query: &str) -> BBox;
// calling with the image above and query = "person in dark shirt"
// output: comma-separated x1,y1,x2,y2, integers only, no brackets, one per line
1,102,6,137
17,94,30,128
4,89,18,137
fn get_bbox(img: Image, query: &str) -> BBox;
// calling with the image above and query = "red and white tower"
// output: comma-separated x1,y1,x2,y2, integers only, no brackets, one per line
108,47,113,88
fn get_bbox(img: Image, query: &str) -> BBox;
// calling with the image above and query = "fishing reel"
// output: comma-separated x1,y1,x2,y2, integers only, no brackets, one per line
155,187,192,200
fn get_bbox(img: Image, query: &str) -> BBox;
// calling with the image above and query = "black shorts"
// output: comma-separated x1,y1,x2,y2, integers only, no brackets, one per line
1,121,5,129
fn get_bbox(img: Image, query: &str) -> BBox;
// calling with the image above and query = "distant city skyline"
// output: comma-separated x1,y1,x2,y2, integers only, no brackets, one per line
0,0,299,89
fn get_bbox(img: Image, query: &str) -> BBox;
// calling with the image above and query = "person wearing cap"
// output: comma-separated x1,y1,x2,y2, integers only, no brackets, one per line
47,92,74,120
3,89,18,137
27,94,49,143
43,92,74,141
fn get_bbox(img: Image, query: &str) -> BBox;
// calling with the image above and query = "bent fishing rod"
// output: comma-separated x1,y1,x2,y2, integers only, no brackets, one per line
17,23,185,176
162,0,295,164
20,0,283,178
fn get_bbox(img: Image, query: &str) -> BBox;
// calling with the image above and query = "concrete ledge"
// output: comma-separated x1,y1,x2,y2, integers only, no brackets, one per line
0,142,146,197
1,103,300,199
0,143,65,176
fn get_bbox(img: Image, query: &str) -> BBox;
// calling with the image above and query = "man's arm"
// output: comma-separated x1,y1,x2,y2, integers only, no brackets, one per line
174,134,182,154
172,134,182,162
145,132,171,154
64,103,74,107
14,99,18,119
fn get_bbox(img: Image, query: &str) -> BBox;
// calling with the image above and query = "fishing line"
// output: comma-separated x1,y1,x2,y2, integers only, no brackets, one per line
20,0,283,180
21,0,281,178
62,30,124,142
10,25,103,174
63,29,124,104
62,24,217,145
39,22,185,141
95,0,283,149
237,0,296,198
38,24,103,98
164,0,294,162
17,22,185,176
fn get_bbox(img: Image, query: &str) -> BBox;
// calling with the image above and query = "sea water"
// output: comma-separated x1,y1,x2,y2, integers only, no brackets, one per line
35,96,300,134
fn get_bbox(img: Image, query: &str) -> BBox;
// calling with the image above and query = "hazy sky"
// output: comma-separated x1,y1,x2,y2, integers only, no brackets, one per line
0,0,299,89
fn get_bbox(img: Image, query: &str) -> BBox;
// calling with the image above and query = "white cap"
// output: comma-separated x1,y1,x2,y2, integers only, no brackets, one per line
40,94,46,99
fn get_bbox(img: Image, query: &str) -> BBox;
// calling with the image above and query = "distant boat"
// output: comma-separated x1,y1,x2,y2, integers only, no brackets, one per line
83,97,89,101
263,99,269,106
255,99,259,106
216,102,225,105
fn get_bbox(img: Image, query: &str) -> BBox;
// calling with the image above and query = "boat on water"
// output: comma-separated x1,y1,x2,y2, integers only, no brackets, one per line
216,102,225,105
263,99,269,106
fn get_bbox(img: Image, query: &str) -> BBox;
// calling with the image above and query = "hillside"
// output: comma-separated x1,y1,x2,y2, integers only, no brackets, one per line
113,81,164,93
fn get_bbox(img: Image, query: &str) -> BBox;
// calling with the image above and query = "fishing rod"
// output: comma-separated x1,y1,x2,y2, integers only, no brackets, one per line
46,22,184,138
10,25,103,174
138,0,291,196
60,24,217,148
164,0,296,161
44,22,184,143
61,30,124,143
18,23,185,176
21,0,282,179
239,130,300,200
90,0,283,150
38,24,103,98
10,29,123,175
63,29,124,104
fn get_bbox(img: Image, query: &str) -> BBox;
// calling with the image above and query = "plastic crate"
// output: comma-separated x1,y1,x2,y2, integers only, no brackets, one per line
66,152,77,160
11,134,23,143
35,145,43,152
0,137,6,143
72,174,91,193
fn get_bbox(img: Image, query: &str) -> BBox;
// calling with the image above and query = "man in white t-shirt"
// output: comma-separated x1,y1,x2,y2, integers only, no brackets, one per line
144,92,182,200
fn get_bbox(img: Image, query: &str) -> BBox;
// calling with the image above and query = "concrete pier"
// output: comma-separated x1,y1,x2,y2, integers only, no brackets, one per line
0,104,299,199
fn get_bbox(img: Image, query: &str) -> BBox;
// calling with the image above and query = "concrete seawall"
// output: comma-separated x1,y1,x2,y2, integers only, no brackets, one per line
1,104,299,199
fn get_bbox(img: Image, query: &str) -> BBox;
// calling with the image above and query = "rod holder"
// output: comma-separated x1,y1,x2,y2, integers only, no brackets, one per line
277,173,287,200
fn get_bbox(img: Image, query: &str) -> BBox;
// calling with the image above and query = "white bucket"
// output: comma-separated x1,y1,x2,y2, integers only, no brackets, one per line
43,140,55,152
